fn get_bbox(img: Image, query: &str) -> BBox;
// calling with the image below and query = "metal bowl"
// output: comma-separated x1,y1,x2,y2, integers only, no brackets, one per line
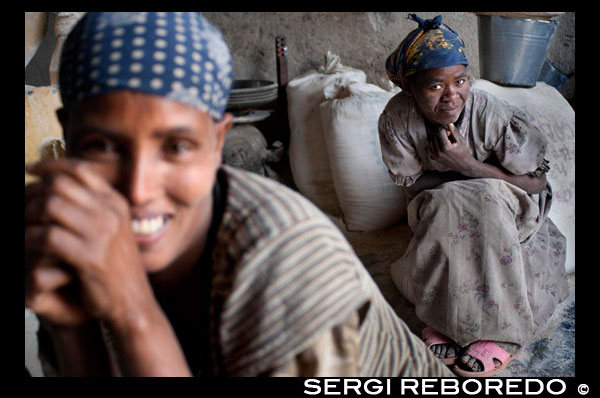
227,79,278,109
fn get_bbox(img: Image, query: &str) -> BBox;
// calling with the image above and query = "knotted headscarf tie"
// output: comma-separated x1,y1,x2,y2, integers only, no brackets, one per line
385,14,468,88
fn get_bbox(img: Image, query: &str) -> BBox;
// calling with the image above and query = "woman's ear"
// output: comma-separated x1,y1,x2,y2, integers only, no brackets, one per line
214,112,233,159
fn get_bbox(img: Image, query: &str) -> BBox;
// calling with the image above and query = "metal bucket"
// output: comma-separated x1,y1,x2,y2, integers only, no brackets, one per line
538,59,568,91
478,15,557,87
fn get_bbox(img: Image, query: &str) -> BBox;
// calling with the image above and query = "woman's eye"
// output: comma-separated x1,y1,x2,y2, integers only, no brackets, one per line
456,79,466,85
431,84,443,90
81,138,119,156
164,139,197,154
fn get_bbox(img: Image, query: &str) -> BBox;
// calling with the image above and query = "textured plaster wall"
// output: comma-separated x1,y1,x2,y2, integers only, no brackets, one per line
204,11,574,105
25,12,574,106
545,12,575,107
204,12,481,88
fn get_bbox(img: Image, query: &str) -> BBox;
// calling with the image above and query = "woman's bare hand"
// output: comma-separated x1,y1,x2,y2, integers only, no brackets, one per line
25,159,155,327
428,123,476,175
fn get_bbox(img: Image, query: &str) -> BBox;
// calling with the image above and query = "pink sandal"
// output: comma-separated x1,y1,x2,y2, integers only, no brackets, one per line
453,341,518,377
422,327,459,365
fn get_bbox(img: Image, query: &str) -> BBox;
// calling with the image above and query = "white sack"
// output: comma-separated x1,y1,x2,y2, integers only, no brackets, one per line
286,52,366,216
472,79,575,274
320,82,407,231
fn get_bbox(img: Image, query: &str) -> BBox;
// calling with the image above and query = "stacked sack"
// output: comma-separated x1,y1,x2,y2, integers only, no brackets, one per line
471,80,575,274
287,52,366,218
287,53,407,231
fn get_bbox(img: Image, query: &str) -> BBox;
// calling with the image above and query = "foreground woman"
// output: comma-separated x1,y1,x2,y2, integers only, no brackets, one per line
379,14,569,377
25,12,451,377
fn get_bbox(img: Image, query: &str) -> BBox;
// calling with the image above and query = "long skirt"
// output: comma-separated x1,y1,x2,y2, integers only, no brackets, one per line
391,178,570,348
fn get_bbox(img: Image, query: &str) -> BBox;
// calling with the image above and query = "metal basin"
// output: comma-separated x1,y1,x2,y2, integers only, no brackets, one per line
227,79,278,109
478,15,557,87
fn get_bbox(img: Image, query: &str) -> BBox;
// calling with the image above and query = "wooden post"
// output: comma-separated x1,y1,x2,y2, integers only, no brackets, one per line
275,36,290,149
49,12,85,87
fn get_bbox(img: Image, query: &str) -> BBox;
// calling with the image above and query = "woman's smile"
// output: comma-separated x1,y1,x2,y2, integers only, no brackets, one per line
131,214,173,247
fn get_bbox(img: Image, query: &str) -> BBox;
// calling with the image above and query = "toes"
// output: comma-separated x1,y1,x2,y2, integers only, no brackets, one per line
446,346,456,358
431,343,456,359
459,354,502,372
461,354,480,371
439,344,448,358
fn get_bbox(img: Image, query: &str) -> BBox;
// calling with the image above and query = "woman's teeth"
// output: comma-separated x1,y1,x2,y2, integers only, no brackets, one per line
131,216,165,235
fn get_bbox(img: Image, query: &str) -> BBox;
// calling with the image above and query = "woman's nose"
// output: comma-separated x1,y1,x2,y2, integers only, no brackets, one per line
441,85,459,102
121,155,160,206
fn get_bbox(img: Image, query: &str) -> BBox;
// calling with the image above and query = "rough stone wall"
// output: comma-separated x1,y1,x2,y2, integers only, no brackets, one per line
203,12,481,88
545,12,575,107
25,12,575,103
203,12,574,105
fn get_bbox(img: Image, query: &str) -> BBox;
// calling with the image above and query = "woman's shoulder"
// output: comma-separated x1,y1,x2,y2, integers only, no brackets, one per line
470,87,518,120
383,90,412,112
216,166,360,280
380,91,413,130
220,165,333,235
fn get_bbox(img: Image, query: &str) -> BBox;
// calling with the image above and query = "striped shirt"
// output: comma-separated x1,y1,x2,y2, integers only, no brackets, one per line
208,166,452,377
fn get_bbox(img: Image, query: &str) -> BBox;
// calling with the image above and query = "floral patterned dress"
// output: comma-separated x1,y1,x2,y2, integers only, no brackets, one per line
378,88,569,348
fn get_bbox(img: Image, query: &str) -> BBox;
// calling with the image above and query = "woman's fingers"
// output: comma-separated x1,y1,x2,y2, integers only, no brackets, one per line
25,189,92,235
26,158,111,194
446,123,462,146
27,259,74,293
445,124,458,145
25,257,90,326
25,224,90,272
26,289,89,326
436,125,454,150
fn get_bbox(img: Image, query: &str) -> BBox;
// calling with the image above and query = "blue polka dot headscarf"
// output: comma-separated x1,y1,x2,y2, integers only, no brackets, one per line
59,12,234,120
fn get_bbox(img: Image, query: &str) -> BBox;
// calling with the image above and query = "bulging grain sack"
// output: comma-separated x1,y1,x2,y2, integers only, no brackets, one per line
471,79,575,274
319,82,407,231
286,52,366,216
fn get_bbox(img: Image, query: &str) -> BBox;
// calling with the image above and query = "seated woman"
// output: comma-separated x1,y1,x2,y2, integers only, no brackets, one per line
24,12,452,377
378,14,569,377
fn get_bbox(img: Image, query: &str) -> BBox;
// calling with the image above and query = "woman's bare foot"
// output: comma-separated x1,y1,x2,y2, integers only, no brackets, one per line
459,341,519,372
431,342,457,361
422,327,459,364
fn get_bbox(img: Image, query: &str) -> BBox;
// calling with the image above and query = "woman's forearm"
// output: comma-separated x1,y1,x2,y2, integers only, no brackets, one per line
460,158,547,195
403,170,465,200
405,161,546,200
47,294,192,376
48,320,114,376
106,302,193,376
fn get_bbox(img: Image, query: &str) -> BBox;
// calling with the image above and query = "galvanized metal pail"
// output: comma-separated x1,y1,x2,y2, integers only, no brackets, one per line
478,15,557,87
538,59,568,91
